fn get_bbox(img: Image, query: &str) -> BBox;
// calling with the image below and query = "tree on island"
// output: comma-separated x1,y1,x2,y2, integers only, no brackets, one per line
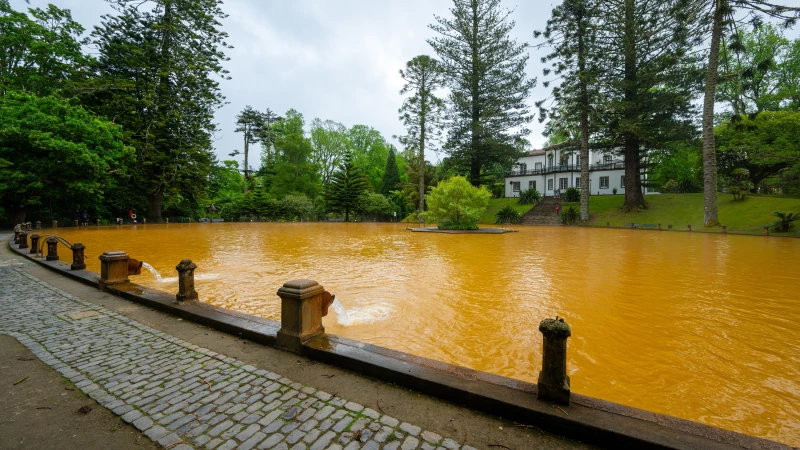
428,0,536,187
398,55,445,212
327,152,371,222
426,176,491,230
695,0,800,226
234,106,266,181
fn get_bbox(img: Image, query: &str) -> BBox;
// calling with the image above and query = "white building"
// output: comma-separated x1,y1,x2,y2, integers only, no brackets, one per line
504,143,656,198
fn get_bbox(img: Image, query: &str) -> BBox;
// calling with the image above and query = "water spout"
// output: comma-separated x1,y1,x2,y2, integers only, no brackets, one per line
331,298,352,326
141,262,164,282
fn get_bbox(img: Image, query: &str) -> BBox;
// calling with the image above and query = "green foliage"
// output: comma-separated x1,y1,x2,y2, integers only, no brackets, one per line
0,91,134,223
348,124,392,191
208,160,246,203
310,118,348,187
267,132,321,199
426,176,491,228
494,205,521,224
438,220,480,230
234,105,266,178
727,168,755,201
380,149,402,196
770,211,800,232
651,143,703,193
280,195,314,221
564,187,580,202
560,206,579,225
327,152,371,221
518,188,541,205
0,1,90,96
358,192,393,221
428,0,535,185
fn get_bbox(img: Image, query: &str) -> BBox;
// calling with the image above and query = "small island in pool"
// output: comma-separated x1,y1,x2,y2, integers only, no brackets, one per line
407,227,518,234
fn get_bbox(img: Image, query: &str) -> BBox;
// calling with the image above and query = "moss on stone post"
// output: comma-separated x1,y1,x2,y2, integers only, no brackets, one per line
537,317,572,405
175,259,198,302
276,279,327,353
71,243,86,270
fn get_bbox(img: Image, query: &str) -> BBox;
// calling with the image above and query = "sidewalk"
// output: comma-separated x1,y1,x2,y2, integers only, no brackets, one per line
0,241,590,450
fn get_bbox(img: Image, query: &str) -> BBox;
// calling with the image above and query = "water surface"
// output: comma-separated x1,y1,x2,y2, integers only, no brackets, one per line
55,223,800,445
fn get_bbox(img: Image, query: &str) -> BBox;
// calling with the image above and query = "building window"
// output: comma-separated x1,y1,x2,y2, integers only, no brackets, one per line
529,180,536,190
519,163,527,173
559,178,568,190
621,176,625,188
576,154,581,165
548,154,554,167
576,177,580,187
600,176,609,189
548,179,554,191
560,154,569,165
535,162,542,171
603,154,612,165
512,182,520,192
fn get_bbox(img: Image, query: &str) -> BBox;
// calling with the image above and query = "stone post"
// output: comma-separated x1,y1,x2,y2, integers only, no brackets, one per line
166,218,169,224
175,259,198,302
71,243,86,270
763,226,769,236
96,219,100,226
537,317,572,405
74,219,79,227
668,224,673,230
13,228,20,244
52,220,57,228
722,225,727,234
687,224,692,232
45,236,59,261
657,223,662,230
25,223,31,231
36,221,41,230
29,234,40,255
18,231,28,250
98,251,130,289
276,279,330,353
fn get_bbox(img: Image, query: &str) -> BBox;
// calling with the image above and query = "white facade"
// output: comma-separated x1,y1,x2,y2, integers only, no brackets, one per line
504,146,655,198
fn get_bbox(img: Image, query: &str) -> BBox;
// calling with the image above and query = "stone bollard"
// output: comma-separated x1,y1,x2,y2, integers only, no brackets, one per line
607,222,610,228
97,219,100,226
74,219,79,227
45,236,59,261
722,225,727,234
13,228,20,244
71,243,86,270
29,234,40,255
26,222,32,231
36,221,41,230
668,224,673,230
166,218,169,224
688,224,692,232
537,317,572,405
658,223,662,230
763,226,769,236
52,220,57,228
98,251,130,289
143,218,147,224
276,279,335,353
18,231,28,250
175,260,198,302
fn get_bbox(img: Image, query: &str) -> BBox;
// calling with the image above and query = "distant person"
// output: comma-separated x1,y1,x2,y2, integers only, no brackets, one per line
556,203,562,216
81,210,89,227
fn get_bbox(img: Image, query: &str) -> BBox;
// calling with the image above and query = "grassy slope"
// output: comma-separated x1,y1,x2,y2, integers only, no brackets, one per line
564,193,800,235
478,198,535,224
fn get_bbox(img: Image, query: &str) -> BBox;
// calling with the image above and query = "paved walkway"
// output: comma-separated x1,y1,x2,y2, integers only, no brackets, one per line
0,262,474,450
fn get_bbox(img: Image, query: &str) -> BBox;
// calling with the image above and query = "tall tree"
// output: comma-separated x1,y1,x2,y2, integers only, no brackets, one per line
310,118,348,188
536,0,601,221
327,152,371,222
234,106,265,181
594,0,702,211
380,149,401,196
347,124,391,191
698,0,799,227
86,0,231,223
428,0,536,186
398,55,445,212
0,1,89,96
259,108,282,169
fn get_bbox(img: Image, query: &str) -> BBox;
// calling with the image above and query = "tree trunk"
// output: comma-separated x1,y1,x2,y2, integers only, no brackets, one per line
148,191,164,223
419,76,427,212
469,1,481,188
243,132,250,181
623,134,645,210
622,0,646,211
577,4,591,222
11,207,29,225
702,0,724,227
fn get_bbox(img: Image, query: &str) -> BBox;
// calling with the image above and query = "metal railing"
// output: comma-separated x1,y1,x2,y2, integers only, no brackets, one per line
505,162,627,177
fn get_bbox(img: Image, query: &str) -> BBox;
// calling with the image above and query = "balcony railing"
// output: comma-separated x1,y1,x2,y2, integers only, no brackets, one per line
505,162,626,177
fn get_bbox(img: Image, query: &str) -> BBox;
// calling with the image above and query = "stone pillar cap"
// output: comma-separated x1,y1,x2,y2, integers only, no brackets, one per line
30,234,40,238
176,259,197,271
539,317,572,337
46,236,59,242
71,243,85,250
277,279,325,299
98,251,129,261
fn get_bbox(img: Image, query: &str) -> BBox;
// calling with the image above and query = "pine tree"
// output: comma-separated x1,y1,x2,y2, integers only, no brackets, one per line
380,149,401,196
696,0,799,227
234,106,265,181
84,0,231,222
428,0,536,186
398,55,445,211
327,152,371,222
536,0,602,221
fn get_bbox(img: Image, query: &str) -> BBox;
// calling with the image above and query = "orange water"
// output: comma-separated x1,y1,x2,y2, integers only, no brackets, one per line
54,223,800,445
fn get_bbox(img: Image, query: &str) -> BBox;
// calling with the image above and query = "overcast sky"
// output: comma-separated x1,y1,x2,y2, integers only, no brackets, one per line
10,0,800,170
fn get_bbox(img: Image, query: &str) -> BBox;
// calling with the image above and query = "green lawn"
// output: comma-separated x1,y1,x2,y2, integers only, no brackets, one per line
563,193,800,235
478,198,535,224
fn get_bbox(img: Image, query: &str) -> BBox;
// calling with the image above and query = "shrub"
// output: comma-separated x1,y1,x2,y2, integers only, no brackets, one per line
280,194,314,221
727,168,754,201
357,192,393,221
438,220,479,230
564,187,580,202
771,211,800,232
560,206,579,225
612,187,618,195
518,188,541,205
495,205,522,224
426,176,491,229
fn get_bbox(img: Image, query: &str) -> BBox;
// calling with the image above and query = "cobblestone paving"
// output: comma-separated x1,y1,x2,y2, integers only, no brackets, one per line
0,262,477,450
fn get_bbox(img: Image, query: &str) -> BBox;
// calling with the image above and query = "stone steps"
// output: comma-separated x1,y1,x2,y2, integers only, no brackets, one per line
521,197,562,226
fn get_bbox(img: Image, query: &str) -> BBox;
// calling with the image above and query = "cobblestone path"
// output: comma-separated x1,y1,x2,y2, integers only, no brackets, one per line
0,262,476,450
